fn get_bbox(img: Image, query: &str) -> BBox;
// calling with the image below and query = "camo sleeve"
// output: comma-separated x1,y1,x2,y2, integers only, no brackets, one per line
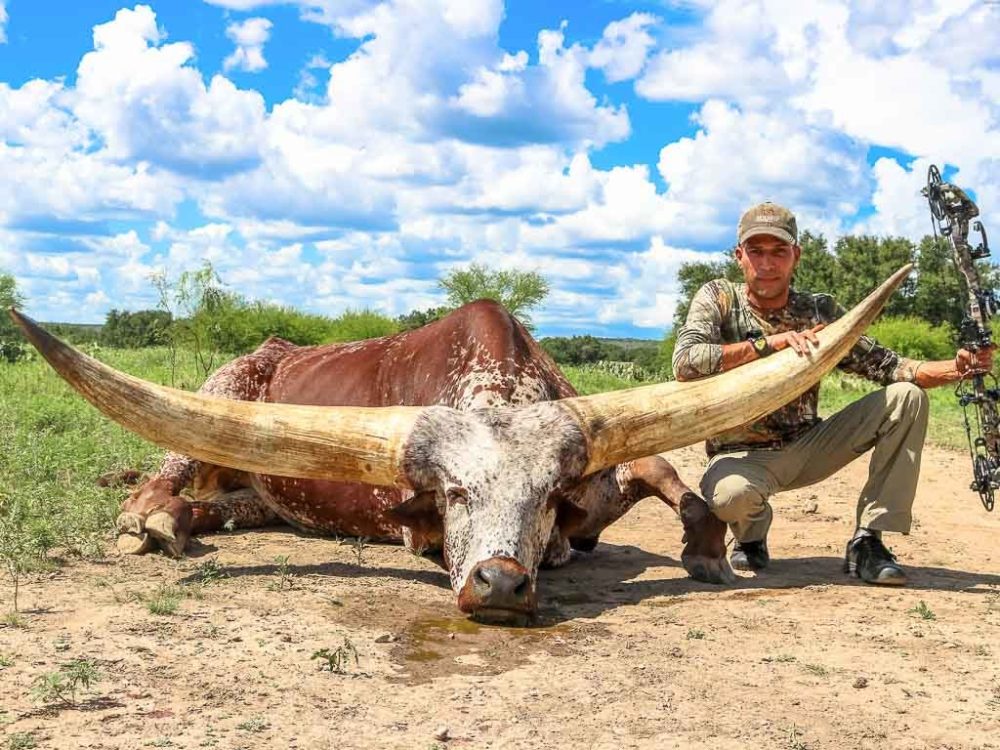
671,280,730,380
820,296,923,385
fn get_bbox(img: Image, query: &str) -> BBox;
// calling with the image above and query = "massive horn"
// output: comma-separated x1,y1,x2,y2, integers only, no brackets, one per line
561,265,913,475
9,309,423,488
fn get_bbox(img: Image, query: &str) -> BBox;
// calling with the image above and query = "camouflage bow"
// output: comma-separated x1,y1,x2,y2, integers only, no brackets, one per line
922,165,998,511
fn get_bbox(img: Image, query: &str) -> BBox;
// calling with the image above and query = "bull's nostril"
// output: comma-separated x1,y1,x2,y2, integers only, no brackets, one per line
475,567,492,587
513,577,528,597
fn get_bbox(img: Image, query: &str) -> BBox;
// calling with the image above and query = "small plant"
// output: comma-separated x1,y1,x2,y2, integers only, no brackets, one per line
909,601,936,621
31,658,102,706
268,555,293,592
236,716,269,733
784,723,809,750
313,637,360,673
686,628,705,640
762,654,796,663
195,559,229,586
96,577,141,604
0,653,13,668
353,536,368,566
802,663,828,677
2,611,26,628
7,732,38,750
145,739,173,748
146,585,183,616
974,644,991,657
0,498,47,613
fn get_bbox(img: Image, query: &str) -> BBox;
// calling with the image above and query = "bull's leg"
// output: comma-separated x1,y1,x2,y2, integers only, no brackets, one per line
624,456,734,585
116,339,294,557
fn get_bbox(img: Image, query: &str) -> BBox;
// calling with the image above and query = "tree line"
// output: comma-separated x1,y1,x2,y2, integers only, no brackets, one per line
2,230,994,374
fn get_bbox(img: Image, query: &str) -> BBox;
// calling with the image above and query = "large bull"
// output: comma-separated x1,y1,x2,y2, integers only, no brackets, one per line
10,266,908,622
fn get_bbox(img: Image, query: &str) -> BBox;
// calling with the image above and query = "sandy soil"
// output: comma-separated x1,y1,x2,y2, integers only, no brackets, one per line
2,442,999,750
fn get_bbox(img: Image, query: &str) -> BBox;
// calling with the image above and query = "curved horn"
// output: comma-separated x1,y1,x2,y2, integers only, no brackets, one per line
560,264,913,475
9,309,423,488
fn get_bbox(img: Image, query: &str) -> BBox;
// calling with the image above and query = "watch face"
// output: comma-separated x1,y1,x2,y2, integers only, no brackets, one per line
753,337,768,354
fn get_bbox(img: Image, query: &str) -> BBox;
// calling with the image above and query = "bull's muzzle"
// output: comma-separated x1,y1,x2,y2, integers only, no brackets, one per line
458,557,536,622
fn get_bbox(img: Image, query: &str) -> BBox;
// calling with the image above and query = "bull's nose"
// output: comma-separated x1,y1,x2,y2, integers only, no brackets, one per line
465,558,534,613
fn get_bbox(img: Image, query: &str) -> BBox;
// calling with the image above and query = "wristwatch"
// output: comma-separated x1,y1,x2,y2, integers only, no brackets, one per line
747,331,773,358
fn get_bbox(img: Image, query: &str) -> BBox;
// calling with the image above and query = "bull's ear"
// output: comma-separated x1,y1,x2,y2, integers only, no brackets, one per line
386,490,442,529
555,498,588,536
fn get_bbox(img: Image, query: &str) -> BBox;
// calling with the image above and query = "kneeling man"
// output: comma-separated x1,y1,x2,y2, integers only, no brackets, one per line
672,201,993,585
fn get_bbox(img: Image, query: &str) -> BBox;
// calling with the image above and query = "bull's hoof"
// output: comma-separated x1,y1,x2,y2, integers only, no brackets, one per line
145,511,190,558
116,531,155,555
116,511,145,536
681,553,736,585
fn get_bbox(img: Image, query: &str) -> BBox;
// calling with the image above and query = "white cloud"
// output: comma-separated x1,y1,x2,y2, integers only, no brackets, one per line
5,1,999,335
656,100,869,243
223,17,273,73
589,12,659,83
599,238,729,328
0,2,8,44
74,5,267,175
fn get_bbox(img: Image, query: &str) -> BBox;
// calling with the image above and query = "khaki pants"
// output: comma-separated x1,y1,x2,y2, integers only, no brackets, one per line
699,382,929,543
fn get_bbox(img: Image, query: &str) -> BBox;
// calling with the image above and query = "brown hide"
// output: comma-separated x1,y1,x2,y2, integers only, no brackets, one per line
248,300,577,538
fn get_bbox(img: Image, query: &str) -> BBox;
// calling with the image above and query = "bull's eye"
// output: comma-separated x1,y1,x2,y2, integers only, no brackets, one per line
445,487,468,506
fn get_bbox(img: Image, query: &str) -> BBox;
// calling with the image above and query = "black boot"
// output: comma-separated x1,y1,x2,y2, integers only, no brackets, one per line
844,534,907,586
731,539,769,571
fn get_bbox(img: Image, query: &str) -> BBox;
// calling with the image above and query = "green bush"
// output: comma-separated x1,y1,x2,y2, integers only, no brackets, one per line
867,315,954,361
325,309,400,343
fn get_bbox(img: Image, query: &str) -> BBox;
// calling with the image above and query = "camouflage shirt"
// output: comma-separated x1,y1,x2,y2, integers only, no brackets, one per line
672,279,921,456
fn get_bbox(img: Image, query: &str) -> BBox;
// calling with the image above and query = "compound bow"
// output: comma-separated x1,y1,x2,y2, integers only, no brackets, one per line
922,164,998,511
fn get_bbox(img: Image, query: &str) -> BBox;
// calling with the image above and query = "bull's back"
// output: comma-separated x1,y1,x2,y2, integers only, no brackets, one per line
249,300,577,537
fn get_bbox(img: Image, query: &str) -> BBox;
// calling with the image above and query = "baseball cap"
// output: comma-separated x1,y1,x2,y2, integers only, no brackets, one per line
737,201,798,245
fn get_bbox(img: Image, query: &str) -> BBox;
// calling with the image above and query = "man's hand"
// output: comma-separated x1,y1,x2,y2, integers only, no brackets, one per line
956,346,995,376
766,323,826,355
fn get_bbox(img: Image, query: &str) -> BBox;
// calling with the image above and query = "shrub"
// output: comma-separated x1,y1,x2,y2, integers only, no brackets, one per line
325,309,399,343
867,315,954,361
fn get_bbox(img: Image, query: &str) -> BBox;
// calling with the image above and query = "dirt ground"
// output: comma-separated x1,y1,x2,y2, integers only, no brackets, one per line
2,442,999,750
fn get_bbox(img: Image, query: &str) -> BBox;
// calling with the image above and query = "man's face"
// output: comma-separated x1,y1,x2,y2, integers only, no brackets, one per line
735,234,800,302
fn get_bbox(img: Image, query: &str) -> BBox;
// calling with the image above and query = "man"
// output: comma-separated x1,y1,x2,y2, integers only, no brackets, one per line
672,201,994,585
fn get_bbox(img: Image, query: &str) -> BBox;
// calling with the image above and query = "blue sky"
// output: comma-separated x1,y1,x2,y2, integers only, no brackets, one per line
0,1,996,337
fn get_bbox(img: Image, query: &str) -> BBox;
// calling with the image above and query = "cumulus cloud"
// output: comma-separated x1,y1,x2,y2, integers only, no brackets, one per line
223,17,273,72
74,5,267,176
0,2,8,44
589,12,659,83
633,0,999,248
5,0,998,335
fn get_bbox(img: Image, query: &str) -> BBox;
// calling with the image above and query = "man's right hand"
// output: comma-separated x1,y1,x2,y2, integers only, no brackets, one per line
767,323,826,355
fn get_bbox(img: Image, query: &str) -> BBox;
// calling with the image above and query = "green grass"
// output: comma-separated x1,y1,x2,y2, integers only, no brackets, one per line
0,348,208,581
820,370,968,451
0,345,978,584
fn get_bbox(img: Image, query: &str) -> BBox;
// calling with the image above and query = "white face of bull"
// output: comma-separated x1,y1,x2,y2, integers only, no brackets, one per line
394,404,588,622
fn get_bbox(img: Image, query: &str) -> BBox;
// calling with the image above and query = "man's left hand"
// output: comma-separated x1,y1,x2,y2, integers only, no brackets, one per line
956,346,996,376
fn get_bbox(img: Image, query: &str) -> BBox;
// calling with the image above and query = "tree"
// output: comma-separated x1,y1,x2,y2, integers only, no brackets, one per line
672,257,741,326
539,335,613,365
0,271,25,340
438,264,550,329
831,235,916,316
793,231,838,294
396,306,452,331
102,309,173,348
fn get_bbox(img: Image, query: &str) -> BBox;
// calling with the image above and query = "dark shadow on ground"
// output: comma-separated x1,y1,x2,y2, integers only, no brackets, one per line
178,527,451,589
537,543,1000,623
175,530,1000,626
